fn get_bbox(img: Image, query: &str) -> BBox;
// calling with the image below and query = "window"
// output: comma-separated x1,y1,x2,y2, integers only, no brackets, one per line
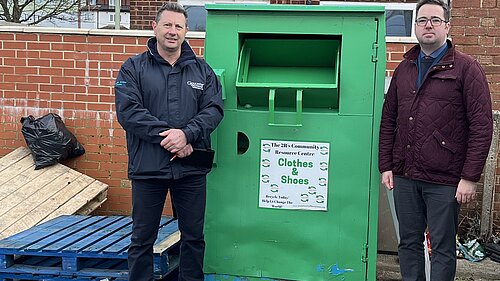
82,12,92,21
382,3,416,38
185,5,208,32
321,1,416,39
109,0,115,7
178,1,416,40
109,14,115,22
386,9,413,37
178,0,268,32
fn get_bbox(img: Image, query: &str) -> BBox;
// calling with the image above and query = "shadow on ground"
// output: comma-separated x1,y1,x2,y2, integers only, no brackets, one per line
377,253,500,281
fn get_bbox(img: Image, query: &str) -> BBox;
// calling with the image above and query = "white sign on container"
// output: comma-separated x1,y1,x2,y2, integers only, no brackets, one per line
259,140,330,211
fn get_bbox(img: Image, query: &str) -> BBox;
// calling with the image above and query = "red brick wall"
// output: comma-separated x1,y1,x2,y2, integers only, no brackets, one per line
386,42,413,76
451,0,500,111
131,0,176,30
0,30,203,216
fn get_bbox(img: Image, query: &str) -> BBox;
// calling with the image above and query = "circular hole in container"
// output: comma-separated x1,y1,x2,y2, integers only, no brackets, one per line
237,132,249,155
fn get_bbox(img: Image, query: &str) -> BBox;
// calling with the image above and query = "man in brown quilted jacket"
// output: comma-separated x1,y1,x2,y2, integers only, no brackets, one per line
378,0,493,280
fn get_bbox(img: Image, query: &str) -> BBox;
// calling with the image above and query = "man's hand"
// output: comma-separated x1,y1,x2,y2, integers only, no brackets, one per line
456,179,476,204
159,129,187,153
175,143,193,158
381,170,394,190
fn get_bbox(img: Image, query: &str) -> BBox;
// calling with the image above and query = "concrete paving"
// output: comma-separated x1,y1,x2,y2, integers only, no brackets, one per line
376,253,500,280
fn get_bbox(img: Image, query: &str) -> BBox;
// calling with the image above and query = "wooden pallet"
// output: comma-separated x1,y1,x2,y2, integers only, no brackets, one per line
0,215,180,280
0,147,109,239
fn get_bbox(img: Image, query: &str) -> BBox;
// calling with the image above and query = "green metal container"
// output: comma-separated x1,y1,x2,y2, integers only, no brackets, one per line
204,4,386,281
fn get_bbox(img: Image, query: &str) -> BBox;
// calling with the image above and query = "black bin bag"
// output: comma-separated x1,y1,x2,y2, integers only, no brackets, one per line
21,113,85,170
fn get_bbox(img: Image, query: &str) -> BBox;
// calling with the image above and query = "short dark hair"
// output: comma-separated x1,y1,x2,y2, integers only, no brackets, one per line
155,2,188,23
416,0,450,21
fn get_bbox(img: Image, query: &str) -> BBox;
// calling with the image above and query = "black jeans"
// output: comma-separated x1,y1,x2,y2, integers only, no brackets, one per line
393,176,460,281
128,175,206,281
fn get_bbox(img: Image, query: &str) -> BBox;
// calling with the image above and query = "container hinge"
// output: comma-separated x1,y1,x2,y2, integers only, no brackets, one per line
362,244,369,263
371,43,378,62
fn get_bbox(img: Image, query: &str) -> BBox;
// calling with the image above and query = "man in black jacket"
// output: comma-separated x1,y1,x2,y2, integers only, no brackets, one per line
114,3,224,281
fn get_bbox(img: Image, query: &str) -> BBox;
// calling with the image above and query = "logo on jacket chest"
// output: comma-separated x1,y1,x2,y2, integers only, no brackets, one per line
187,81,204,90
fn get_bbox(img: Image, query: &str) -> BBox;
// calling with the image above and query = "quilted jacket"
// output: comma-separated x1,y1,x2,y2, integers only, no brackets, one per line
379,40,492,185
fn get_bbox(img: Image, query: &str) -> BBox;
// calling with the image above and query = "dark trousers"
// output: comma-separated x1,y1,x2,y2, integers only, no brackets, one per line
393,176,460,281
128,175,207,281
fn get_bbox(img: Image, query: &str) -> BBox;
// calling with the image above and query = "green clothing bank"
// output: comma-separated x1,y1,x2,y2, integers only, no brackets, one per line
203,4,386,281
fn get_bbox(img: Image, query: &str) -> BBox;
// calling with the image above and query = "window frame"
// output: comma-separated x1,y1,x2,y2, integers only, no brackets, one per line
320,1,417,43
179,1,418,43
179,0,268,5
178,0,269,37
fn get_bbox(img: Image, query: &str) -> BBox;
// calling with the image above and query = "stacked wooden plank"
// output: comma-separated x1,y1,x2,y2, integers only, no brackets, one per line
0,147,108,239
0,215,180,280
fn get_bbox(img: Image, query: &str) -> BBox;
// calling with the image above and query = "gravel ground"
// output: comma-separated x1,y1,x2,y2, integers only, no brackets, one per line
376,253,500,280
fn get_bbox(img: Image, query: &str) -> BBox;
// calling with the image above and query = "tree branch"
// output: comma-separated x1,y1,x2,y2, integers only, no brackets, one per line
2,0,80,25
0,0,13,22
29,0,79,25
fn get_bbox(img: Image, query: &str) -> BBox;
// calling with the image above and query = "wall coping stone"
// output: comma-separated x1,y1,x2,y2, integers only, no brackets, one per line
0,26,206,39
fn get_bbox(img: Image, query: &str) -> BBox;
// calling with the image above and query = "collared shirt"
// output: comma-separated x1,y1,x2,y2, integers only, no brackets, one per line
416,42,448,88
419,42,448,60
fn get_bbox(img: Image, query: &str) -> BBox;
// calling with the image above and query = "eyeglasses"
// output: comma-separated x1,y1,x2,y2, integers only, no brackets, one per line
415,17,448,27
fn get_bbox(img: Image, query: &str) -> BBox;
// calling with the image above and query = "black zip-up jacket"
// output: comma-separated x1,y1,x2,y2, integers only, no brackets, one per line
115,38,224,180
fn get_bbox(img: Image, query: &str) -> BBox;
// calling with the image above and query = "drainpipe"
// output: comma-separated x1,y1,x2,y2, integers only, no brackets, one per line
115,0,121,30
77,0,81,28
